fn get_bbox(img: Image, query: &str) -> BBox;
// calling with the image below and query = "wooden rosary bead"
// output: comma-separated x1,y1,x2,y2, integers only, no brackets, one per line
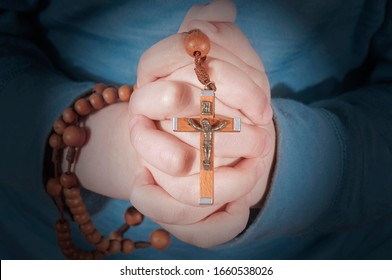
60,172,78,188
56,231,72,241
109,223,129,241
135,241,151,249
74,212,90,225
109,231,123,241
79,220,95,235
118,85,132,102
124,207,143,226
74,98,92,116
58,239,73,249
62,107,78,124
86,229,102,244
184,29,210,58
49,134,64,149
69,249,81,260
55,219,70,233
62,125,86,147
78,250,93,260
95,237,110,252
108,239,121,254
62,247,76,258
71,249,82,260
93,83,107,94
121,239,135,254
88,93,105,110
70,204,87,215
150,229,171,250
102,87,119,104
46,178,62,197
92,251,103,260
85,252,95,260
65,196,83,208
49,84,172,259
53,118,67,135
63,186,81,199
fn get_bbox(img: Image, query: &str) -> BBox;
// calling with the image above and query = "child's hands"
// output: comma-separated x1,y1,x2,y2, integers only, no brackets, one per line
128,0,276,248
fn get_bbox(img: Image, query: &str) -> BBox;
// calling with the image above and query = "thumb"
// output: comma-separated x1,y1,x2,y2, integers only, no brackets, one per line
178,0,236,33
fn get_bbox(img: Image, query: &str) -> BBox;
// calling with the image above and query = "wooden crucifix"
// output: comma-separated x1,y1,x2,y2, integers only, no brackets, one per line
172,89,241,205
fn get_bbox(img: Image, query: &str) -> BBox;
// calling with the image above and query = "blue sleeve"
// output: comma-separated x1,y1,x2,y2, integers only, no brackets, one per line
0,2,97,258
0,2,94,190
237,1,392,242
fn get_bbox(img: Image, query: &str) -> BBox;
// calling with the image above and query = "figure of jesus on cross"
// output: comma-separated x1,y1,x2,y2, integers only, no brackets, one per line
172,89,241,205
187,118,228,171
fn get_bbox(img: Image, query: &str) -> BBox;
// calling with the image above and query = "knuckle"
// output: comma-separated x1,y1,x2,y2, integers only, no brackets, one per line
230,171,255,198
249,80,264,103
249,69,271,102
243,171,257,193
248,129,266,157
262,105,274,124
246,67,260,81
260,132,273,157
159,147,193,175
160,82,185,110
242,127,272,158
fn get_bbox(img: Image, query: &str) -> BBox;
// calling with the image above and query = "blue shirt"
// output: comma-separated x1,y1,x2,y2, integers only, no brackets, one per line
0,0,391,259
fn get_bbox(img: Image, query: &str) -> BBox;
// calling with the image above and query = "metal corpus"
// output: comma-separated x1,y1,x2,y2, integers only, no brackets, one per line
172,89,241,205
187,118,228,170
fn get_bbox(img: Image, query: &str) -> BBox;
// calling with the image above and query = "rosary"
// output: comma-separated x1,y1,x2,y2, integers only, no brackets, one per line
46,29,240,259
173,29,241,205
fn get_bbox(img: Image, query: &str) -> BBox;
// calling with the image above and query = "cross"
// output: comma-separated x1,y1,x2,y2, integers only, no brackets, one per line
172,89,241,205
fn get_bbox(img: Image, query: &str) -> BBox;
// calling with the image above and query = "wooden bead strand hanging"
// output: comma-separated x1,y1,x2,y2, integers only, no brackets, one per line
46,83,170,259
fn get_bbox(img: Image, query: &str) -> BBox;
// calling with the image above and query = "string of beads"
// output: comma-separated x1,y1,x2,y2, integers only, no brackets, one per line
46,83,170,259
184,29,216,91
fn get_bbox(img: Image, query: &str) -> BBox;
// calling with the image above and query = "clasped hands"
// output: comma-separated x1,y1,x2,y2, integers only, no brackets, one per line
128,0,276,248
